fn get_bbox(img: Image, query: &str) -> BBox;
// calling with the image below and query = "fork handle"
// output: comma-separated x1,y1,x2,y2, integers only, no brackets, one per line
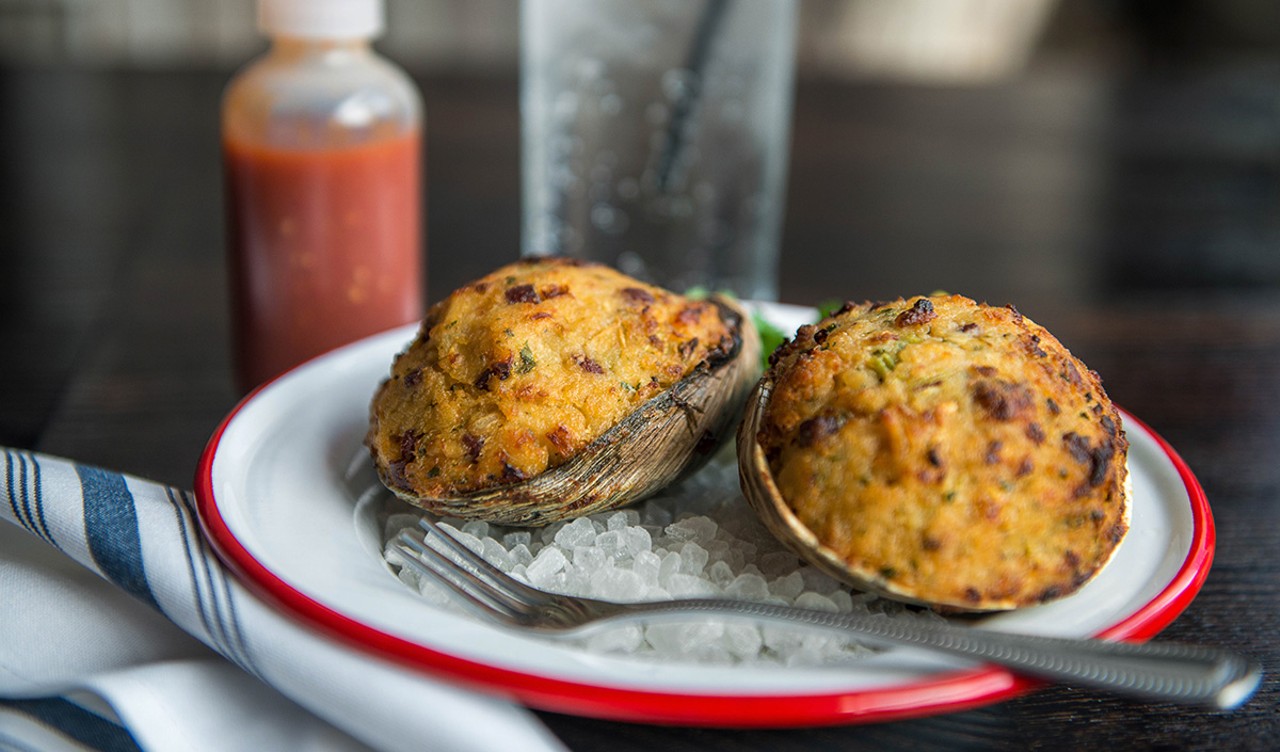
619,599,1261,709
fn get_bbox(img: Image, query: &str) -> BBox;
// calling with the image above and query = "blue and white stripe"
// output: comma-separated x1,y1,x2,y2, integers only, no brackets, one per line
0,697,141,752
0,448,265,739
6,450,58,550
0,446,564,752
1,448,259,678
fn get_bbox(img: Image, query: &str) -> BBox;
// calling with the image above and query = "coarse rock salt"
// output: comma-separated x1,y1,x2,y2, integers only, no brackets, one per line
382,454,943,667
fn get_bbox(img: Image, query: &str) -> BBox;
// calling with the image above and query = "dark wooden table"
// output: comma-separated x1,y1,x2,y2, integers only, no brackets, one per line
2,61,1277,750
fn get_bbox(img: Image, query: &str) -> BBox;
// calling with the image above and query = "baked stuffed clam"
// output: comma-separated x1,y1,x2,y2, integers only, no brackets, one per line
368,257,759,526
737,294,1129,612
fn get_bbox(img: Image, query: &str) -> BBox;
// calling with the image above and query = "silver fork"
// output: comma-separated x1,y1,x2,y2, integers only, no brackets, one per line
394,517,1260,709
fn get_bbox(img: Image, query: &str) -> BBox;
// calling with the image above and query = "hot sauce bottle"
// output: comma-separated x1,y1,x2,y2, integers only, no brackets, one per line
223,0,423,393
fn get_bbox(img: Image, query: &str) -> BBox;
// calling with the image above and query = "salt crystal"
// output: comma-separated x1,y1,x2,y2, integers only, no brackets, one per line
562,565,590,595
769,571,805,601
605,511,630,531
704,539,732,564
481,538,512,570
508,543,534,567
691,644,735,665
658,551,682,583
461,520,490,539
664,572,720,598
586,625,645,654
526,546,568,587
794,591,839,613
502,531,532,549
674,515,718,543
632,550,661,585
390,559,417,590
645,622,724,655
590,567,645,601
384,514,422,537
761,624,803,654
723,623,764,658
623,526,652,556
706,560,735,586
678,541,709,575
440,524,484,556
784,646,827,668
554,517,596,548
785,634,844,667
663,520,696,543
572,545,607,571
829,590,854,613
725,572,770,601
595,529,626,560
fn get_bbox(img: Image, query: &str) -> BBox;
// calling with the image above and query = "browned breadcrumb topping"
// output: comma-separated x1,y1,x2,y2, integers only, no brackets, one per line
368,257,735,497
757,294,1129,610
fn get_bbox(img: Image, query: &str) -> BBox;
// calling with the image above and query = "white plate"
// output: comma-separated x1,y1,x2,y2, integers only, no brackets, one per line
196,302,1214,726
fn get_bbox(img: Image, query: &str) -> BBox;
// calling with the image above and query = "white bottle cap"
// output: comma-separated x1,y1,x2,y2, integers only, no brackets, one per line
258,0,384,39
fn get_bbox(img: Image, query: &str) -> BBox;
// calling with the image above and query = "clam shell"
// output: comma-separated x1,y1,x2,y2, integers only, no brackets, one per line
734,374,927,604
736,369,1132,613
388,295,760,526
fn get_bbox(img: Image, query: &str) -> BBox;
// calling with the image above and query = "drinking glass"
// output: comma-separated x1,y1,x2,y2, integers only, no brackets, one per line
520,0,796,300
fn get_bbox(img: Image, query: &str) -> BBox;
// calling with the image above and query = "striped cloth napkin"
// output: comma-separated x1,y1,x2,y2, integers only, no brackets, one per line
0,448,567,752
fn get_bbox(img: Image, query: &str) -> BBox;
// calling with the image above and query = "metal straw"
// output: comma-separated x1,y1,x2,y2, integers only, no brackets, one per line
654,0,731,193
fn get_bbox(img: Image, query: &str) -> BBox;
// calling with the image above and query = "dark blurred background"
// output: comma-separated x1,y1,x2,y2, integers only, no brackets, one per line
2,0,1279,467
3,7,1280,747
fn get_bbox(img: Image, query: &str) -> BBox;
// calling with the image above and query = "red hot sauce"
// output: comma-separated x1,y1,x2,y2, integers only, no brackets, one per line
225,131,423,391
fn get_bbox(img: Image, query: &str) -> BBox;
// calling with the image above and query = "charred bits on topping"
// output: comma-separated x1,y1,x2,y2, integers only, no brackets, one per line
895,298,937,327
677,337,700,359
1063,431,1114,489
676,305,704,326
397,429,421,461
574,354,605,374
461,433,484,464
505,283,541,304
972,379,1034,421
796,414,842,448
474,358,513,390
926,446,944,467
546,425,573,454
620,287,655,305
500,461,528,484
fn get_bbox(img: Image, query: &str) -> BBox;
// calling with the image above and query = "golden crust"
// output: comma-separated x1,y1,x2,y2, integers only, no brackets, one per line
368,257,735,498
756,295,1129,610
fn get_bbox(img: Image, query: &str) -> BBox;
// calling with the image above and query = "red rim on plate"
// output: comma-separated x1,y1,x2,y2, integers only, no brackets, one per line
195,378,1213,727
